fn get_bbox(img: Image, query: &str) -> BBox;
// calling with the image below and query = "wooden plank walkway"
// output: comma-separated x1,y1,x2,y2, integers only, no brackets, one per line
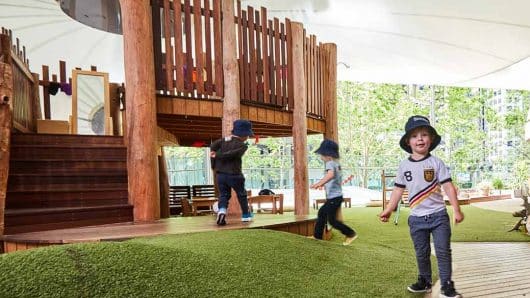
429,242,530,298
2,214,316,253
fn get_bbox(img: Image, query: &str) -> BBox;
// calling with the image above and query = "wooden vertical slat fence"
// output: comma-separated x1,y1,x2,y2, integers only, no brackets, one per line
153,0,224,98
0,28,39,133
151,1,328,119
235,3,295,111
303,31,325,119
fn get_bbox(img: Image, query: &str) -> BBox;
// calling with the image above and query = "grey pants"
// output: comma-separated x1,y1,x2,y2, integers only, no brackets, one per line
408,209,453,284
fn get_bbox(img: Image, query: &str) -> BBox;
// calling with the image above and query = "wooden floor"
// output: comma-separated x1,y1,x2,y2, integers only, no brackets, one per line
429,242,530,298
1,213,316,253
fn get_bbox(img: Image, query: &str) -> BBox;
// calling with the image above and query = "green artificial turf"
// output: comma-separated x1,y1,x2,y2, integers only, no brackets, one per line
0,205,527,297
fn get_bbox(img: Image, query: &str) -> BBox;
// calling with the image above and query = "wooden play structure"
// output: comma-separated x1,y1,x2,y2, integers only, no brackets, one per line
0,0,340,253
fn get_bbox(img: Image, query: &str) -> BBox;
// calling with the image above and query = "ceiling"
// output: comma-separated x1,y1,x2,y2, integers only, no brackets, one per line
2,0,530,90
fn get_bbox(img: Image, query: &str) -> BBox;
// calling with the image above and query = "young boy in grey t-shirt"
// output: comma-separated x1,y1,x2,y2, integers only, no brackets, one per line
379,115,464,298
310,139,357,245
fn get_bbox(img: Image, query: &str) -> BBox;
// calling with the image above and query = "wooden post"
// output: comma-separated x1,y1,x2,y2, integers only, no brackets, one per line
290,22,309,215
109,83,121,136
0,62,13,236
221,0,240,137
321,43,341,227
31,73,42,130
322,43,338,142
221,0,243,217
119,0,160,221
158,147,170,218
41,65,51,120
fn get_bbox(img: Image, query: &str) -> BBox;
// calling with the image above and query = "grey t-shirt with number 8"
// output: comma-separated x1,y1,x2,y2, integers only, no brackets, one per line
394,154,452,217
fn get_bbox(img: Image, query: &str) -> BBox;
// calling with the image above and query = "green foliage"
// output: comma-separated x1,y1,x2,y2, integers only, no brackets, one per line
492,178,504,190
163,84,529,191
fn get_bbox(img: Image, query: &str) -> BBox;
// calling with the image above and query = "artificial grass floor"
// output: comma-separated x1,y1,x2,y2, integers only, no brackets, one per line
0,206,528,298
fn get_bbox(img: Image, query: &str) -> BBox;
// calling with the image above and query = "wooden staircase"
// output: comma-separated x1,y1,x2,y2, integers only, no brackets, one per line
4,133,133,234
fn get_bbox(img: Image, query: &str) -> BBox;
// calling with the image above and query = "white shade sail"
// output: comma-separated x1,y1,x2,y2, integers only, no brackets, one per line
2,0,530,90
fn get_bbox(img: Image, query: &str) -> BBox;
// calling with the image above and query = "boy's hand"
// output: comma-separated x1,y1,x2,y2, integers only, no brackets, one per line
379,209,392,223
210,151,216,158
309,183,319,190
454,209,464,224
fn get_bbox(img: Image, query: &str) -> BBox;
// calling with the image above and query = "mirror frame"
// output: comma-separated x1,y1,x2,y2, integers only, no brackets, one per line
71,69,111,135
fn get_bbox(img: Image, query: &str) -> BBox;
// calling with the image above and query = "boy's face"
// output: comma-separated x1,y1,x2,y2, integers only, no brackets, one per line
407,127,432,155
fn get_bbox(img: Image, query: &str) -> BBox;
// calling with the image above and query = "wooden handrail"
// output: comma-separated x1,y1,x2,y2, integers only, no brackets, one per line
0,62,13,237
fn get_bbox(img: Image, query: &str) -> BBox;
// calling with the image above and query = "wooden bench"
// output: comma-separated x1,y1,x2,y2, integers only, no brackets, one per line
191,185,217,215
192,184,216,198
168,186,191,216
312,198,352,209
248,194,284,214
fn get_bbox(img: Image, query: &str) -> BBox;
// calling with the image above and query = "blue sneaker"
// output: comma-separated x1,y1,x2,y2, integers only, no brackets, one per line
241,213,253,222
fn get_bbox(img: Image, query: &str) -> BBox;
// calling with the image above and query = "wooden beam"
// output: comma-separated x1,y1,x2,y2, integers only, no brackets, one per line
221,0,243,217
222,0,240,136
119,0,160,221
322,43,337,142
158,148,170,218
0,62,13,236
290,22,309,216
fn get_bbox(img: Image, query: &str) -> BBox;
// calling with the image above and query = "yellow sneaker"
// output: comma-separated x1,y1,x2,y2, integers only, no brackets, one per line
343,234,358,246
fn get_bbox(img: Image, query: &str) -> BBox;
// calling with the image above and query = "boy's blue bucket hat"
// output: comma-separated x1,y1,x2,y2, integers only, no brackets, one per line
399,115,441,154
232,119,254,137
315,139,339,158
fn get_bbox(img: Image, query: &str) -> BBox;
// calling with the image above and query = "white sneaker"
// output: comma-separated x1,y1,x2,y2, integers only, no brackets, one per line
241,213,253,222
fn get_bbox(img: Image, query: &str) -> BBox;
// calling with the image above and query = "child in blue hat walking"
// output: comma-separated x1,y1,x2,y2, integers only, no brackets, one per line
311,139,357,245
379,115,464,298
210,119,254,225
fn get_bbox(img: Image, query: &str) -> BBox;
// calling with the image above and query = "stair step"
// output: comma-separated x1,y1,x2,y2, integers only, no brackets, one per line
10,146,126,160
6,133,132,234
8,174,128,186
11,133,124,146
4,205,134,234
9,160,127,174
6,197,129,209
7,183,128,193
6,189,128,204
8,171,127,177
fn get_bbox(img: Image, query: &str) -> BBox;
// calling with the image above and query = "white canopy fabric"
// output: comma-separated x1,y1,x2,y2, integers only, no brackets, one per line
2,0,530,90
0,0,124,83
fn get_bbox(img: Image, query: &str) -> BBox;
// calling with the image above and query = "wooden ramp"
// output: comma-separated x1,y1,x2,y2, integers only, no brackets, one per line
2,213,316,253
429,242,530,298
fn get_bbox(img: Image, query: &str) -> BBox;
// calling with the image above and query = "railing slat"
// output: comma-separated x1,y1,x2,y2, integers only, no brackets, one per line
268,19,275,105
213,0,223,96
163,0,174,95
254,10,262,103
248,6,256,102
286,18,294,110
193,0,204,95
241,10,249,100
151,0,165,91
184,0,193,93
173,0,184,92
260,7,269,104
281,23,287,107
236,0,244,99
274,18,281,106
204,0,213,95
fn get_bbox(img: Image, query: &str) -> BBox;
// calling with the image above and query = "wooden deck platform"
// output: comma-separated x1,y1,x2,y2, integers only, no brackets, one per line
429,242,530,298
457,194,513,205
1,213,316,253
